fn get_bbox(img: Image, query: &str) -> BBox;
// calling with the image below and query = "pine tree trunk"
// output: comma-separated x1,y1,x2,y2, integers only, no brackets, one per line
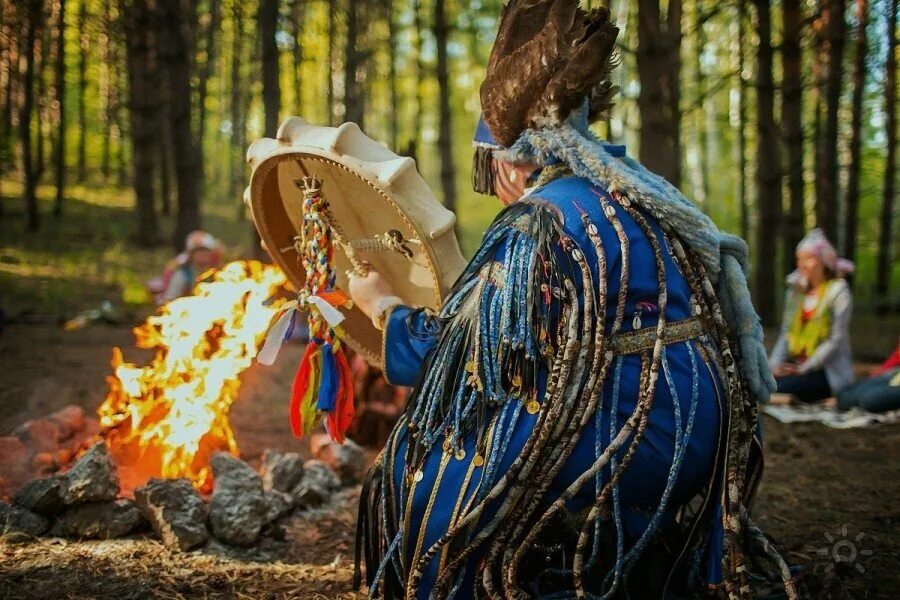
782,0,805,273
20,0,42,232
326,0,335,125
290,0,304,111
259,0,280,137
158,0,203,250
196,0,221,170
1,7,20,178
53,0,66,217
230,0,247,206
843,0,868,264
0,3,12,172
876,0,898,301
689,0,708,207
386,0,398,151
158,108,171,216
100,0,112,180
409,0,426,161
434,0,456,216
752,0,783,325
123,0,160,246
636,0,682,186
736,1,749,242
35,9,50,183
76,0,87,181
815,0,847,240
343,0,364,126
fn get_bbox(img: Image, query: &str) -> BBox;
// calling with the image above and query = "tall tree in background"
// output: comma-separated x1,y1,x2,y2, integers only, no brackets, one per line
35,11,50,180
159,0,203,248
326,0,336,125
53,0,67,217
344,0,365,126
0,5,16,174
876,0,898,301
230,0,247,203
386,0,399,151
123,0,160,246
290,0,305,112
636,0,682,186
814,0,847,240
408,0,426,161
19,0,43,231
434,0,457,215
259,0,280,137
843,0,868,265
782,0,805,274
196,0,221,169
76,0,88,181
752,0,783,324
99,0,113,179
735,1,750,241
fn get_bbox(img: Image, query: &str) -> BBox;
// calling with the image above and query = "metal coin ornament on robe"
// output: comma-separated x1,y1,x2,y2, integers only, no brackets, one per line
245,117,467,369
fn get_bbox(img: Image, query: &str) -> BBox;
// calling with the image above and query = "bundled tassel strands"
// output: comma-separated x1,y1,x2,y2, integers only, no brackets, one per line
259,176,355,443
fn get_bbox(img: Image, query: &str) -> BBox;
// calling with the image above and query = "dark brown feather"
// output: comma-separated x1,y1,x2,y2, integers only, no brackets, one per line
480,0,619,147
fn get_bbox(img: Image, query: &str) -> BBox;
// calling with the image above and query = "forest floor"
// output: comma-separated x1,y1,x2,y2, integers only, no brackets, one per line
1,185,900,598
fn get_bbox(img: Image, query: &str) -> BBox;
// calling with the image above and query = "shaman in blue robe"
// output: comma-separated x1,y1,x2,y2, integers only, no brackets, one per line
355,146,765,599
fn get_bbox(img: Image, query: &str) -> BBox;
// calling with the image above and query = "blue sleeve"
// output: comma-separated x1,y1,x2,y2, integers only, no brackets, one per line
383,304,441,387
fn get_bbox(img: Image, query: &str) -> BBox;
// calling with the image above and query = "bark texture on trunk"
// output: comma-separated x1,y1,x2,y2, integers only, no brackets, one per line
752,0,783,325
158,0,203,250
259,0,280,137
53,0,67,217
843,0,868,265
123,0,160,246
76,0,87,181
196,0,221,171
782,0,805,273
343,0,365,127
876,0,898,300
20,0,43,231
814,0,847,240
434,0,457,216
636,0,682,186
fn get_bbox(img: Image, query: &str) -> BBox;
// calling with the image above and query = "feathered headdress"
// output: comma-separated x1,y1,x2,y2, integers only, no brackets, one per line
480,0,619,148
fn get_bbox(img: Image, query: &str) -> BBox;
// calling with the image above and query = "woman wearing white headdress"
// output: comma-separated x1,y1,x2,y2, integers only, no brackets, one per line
769,229,855,403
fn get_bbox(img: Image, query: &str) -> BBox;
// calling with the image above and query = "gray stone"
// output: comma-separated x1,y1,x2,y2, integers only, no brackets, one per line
0,502,48,536
259,450,304,493
209,453,266,546
315,439,366,486
291,460,341,509
13,476,64,516
263,489,294,523
58,499,146,539
134,478,209,551
61,442,119,504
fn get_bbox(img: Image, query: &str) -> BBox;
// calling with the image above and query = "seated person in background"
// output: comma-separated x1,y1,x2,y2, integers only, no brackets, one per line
769,229,855,403
837,339,900,413
148,231,224,304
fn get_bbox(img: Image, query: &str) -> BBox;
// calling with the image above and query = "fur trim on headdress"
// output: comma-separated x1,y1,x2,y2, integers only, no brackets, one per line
480,0,619,148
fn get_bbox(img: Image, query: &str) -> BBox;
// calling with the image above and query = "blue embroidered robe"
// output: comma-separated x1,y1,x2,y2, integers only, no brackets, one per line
368,168,738,599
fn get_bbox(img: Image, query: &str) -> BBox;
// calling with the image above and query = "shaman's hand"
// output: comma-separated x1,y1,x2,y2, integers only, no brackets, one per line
347,269,402,331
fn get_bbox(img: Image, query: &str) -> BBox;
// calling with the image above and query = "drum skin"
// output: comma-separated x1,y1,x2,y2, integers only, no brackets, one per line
245,117,467,368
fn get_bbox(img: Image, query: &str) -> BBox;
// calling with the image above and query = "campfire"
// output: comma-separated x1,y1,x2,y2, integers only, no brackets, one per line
1,259,367,552
97,260,287,493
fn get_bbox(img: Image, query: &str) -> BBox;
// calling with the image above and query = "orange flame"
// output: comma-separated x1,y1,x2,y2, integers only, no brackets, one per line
98,260,287,492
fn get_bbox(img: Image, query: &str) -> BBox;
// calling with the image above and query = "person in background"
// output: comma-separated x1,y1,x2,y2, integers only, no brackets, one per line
148,231,224,304
769,229,854,403
836,338,900,413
